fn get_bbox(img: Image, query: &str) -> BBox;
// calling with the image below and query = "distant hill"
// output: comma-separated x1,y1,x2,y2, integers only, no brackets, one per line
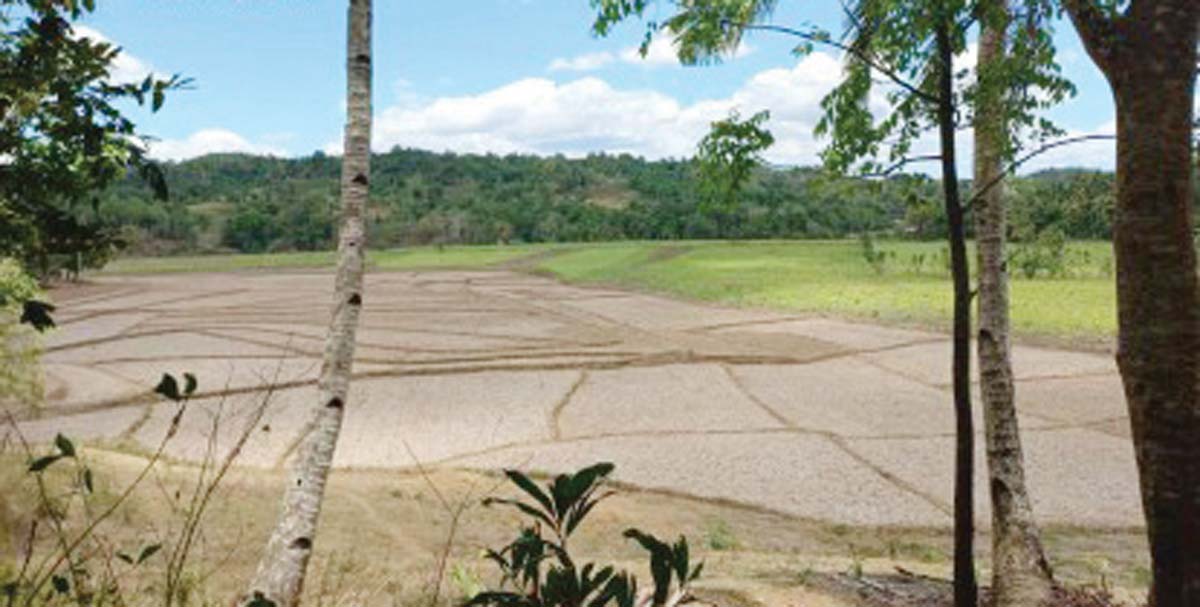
99,148,1129,255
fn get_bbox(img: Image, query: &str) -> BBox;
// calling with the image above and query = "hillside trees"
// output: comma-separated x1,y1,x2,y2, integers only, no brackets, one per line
0,0,185,276
241,1,373,606
1061,1,1200,605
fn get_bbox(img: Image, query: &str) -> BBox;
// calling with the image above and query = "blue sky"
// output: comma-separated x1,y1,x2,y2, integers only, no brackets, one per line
76,0,1130,171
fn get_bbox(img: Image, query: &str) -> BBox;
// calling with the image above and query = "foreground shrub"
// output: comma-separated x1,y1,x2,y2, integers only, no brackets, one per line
470,463,702,607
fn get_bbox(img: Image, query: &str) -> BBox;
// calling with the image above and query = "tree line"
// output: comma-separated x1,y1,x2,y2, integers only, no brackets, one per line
98,149,1131,257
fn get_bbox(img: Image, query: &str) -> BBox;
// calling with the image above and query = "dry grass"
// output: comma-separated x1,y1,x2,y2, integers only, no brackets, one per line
0,443,1150,607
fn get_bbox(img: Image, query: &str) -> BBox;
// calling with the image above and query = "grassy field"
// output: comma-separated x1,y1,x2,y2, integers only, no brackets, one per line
537,240,1117,340
103,239,1119,340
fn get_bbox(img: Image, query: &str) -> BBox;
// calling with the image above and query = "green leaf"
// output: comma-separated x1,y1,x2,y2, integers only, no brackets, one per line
551,462,614,523
503,469,554,516
565,490,614,536
152,87,165,112
55,434,76,457
81,467,94,493
51,575,69,595
624,529,672,605
672,536,690,583
245,591,276,607
137,543,162,564
155,374,181,401
183,372,198,396
20,300,56,332
28,454,61,473
116,552,133,564
482,497,555,529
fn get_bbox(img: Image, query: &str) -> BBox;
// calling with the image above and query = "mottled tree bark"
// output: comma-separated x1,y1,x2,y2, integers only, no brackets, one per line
934,20,977,607
972,3,1053,606
240,2,372,606
1063,1,1200,606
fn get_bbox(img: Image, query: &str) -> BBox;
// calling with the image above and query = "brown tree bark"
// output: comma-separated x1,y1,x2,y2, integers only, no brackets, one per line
1063,1,1200,605
934,19,978,607
972,3,1053,605
240,1,372,606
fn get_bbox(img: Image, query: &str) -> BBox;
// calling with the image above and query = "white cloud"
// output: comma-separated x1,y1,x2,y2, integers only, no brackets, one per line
71,25,157,84
333,48,1147,173
548,52,616,72
547,34,753,72
1016,120,1116,174
619,33,754,67
148,129,287,161
363,52,845,165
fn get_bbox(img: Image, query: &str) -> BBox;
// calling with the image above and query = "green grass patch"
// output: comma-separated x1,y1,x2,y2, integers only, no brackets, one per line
538,240,1117,339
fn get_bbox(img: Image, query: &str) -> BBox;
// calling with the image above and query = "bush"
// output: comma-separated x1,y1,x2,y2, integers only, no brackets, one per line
0,258,46,408
859,233,889,275
1011,229,1068,279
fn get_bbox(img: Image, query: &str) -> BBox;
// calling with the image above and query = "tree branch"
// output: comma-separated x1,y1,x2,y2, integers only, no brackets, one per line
966,134,1116,210
724,21,940,104
862,154,943,177
1061,0,1120,72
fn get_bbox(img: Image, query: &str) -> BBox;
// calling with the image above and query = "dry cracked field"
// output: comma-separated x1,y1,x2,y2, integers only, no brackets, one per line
15,269,1141,529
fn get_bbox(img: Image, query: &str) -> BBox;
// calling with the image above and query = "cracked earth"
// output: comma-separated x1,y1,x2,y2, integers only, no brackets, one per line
13,270,1141,528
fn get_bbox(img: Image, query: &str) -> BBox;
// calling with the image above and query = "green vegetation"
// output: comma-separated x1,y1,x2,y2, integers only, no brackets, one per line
104,239,1119,339
94,146,1150,259
1,0,186,278
539,240,1117,338
0,258,46,407
472,463,702,607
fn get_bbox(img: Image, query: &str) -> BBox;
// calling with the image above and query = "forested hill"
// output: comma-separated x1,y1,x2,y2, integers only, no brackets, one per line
100,147,1119,255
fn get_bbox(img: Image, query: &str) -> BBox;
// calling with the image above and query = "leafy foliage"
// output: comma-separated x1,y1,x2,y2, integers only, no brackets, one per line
471,463,702,607
695,110,774,235
0,0,187,277
96,146,1146,258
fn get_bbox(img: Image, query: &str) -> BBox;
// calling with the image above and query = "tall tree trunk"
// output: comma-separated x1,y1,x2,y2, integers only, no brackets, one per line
1063,2,1200,605
935,20,977,607
241,2,372,606
972,3,1053,605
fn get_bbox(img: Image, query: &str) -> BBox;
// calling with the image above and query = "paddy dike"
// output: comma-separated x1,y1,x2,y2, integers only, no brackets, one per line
14,270,1139,528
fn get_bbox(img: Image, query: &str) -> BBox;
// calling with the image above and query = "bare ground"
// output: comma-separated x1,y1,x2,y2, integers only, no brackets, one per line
1,269,1149,604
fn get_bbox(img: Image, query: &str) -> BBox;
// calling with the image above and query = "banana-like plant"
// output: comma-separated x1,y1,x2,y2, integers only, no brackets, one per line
468,463,702,607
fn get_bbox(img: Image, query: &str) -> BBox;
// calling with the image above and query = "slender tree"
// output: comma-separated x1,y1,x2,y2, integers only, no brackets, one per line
1061,2,1200,605
241,1,372,606
971,1,1053,604
589,3,1071,605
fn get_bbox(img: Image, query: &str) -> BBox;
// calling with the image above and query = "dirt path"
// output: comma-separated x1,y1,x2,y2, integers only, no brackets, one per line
11,269,1140,528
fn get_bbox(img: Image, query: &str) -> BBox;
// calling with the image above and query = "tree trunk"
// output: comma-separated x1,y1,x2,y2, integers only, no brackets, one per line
1063,2,1200,605
935,20,977,607
241,2,372,606
972,4,1053,606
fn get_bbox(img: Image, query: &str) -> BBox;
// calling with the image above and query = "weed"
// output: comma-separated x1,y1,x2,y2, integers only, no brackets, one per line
703,519,738,552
